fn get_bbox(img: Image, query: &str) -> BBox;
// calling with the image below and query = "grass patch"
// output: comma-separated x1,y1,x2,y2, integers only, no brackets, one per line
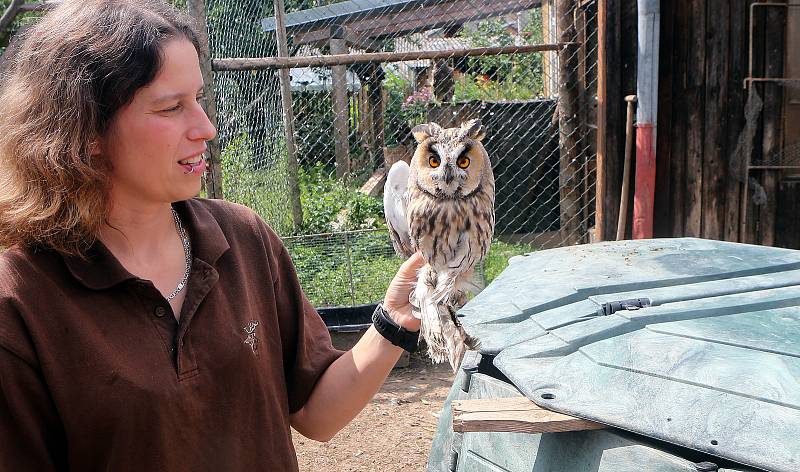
482,240,536,285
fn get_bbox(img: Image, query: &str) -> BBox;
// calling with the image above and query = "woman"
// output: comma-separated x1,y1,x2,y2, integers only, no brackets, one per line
0,1,424,470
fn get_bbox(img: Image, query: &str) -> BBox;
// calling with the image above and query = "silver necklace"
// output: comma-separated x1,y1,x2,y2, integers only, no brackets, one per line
166,207,192,301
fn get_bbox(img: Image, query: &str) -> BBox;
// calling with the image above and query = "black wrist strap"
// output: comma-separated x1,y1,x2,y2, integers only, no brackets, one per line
372,304,420,353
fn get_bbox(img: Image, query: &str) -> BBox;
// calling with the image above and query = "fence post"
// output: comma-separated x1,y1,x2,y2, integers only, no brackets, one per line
273,0,304,231
186,0,224,199
330,28,352,180
557,0,582,245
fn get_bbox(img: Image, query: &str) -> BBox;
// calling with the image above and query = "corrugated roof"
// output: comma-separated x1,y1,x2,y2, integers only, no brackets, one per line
262,0,453,33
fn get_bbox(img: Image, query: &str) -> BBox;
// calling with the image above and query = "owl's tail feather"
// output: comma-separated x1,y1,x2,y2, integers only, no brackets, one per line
431,268,481,306
415,265,480,372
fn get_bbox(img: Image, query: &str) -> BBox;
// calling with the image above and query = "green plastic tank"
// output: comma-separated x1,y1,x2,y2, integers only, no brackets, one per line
428,238,800,472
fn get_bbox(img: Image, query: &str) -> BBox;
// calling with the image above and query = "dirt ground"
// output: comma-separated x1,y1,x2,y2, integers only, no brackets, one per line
293,353,455,471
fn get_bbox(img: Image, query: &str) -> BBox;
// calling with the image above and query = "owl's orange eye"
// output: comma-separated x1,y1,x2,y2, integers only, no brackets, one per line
457,156,470,169
428,155,441,168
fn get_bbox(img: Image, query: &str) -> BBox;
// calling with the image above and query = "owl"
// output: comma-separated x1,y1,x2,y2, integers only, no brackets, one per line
383,119,495,371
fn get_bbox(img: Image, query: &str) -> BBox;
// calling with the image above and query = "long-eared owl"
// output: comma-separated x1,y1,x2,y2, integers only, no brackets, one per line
383,119,495,370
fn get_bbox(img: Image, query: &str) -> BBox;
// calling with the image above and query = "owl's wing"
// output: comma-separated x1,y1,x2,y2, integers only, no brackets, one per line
383,161,414,258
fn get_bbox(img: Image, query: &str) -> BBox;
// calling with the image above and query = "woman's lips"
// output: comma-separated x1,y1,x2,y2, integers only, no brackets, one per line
179,156,207,175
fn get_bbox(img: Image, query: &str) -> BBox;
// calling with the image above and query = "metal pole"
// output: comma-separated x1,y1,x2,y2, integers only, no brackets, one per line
274,0,304,231
186,0,224,199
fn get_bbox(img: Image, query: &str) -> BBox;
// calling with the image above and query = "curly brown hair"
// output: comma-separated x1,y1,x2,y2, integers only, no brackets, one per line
0,0,200,256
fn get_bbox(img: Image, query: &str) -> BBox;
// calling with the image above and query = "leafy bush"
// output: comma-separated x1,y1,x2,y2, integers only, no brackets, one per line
220,133,294,235
455,11,545,101
298,163,384,234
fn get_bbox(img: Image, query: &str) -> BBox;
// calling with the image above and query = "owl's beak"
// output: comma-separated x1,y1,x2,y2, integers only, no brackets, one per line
442,164,455,185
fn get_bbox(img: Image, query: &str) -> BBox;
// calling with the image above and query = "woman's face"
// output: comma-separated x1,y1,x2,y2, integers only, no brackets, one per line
100,39,216,208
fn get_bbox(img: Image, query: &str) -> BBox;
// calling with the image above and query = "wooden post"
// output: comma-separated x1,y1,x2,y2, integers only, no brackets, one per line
186,0,224,199
273,0,304,231
330,29,351,179
363,63,386,169
557,0,582,245
595,0,623,242
595,0,607,242
684,0,706,238
723,1,748,242
759,5,786,247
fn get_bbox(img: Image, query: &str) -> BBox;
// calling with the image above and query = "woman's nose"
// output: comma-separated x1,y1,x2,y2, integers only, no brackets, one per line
188,103,217,142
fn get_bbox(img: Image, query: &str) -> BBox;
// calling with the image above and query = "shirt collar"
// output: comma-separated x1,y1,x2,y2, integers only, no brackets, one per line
63,198,231,290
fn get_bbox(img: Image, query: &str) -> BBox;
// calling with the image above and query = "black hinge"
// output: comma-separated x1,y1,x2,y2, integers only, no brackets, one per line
599,297,652,316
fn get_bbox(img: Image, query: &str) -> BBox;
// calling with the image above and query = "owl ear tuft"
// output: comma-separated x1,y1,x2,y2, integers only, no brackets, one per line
461,119,485,142
412,122,442,143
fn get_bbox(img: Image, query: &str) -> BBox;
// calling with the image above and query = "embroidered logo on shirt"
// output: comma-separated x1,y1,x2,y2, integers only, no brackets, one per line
243,320,260,357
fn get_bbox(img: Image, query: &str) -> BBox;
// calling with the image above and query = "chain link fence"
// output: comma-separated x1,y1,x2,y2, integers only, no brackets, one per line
207,0,599,308
0,0,600,309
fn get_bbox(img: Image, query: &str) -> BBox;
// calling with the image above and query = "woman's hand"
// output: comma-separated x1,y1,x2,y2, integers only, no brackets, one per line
382,252,425,331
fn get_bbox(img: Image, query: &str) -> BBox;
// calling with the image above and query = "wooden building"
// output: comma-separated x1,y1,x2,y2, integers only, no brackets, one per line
597,0,800,249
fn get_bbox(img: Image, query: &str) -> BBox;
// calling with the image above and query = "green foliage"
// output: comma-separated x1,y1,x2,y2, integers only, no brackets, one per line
482,240,535,284
299,163,384,234
456,11,545,101
382,68,412,146
220,133,294,235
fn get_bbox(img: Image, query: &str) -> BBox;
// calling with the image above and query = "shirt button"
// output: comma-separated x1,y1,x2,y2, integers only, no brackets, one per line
154,306,167,318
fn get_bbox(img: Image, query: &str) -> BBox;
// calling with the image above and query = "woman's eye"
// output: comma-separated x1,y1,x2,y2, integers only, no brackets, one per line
457,156,470,169
162,104,182,113
429,155,441,168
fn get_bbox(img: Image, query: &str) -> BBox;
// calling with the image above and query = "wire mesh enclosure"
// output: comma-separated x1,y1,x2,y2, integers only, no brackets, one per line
0,0,600,309
204,0,600,308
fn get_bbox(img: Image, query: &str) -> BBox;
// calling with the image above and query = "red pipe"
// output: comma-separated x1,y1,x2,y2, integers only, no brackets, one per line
632,123,656,238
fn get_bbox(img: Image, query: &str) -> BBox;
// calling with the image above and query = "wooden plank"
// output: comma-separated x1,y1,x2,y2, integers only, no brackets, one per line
776,179,800,249
701,0,730,241
598,0,624,242
653,0,674,238
723,0,748,242
758,5,786,246
669,0,689,237
451,397,606,434
744,3,767,245
684,0,706,237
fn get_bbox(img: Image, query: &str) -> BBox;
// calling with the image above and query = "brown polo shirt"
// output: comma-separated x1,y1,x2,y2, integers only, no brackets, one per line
0,198,343,471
